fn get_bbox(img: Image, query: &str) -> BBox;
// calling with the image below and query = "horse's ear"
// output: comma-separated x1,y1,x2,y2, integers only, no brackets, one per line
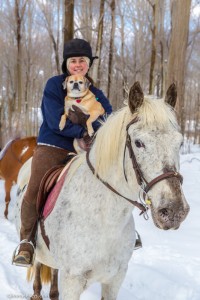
165,83,177,108
128,82,144,113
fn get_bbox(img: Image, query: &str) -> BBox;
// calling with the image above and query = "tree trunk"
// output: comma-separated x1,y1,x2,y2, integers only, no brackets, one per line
15,0,22,113
159,0,165,98
63,0,74,43
92,0,105,86
148,0,159,95
107,0,116,101
166,0,191,132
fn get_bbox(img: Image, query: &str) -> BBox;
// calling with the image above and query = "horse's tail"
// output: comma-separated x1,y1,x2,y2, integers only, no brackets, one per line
27,263,51,284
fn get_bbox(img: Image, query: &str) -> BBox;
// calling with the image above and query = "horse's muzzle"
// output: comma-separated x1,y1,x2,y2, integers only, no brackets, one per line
151,201,190,230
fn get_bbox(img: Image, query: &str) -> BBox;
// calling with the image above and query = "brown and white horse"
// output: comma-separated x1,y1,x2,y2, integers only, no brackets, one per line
15,83,189,300
0,136,37,218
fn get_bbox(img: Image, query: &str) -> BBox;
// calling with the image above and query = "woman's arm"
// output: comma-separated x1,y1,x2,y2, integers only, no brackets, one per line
41,77,86,139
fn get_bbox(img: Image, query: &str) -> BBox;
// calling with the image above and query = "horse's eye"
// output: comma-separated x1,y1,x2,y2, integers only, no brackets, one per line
135,139,145,148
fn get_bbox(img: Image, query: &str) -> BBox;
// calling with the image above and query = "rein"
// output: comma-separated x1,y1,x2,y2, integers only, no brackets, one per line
86,116,183,216
86,151,147,213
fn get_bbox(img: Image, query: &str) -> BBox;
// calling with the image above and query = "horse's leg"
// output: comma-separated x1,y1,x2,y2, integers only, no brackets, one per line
49,269,59,300
30,262,43,300
101,270,127,300
60,272,86,300
4,180,12,218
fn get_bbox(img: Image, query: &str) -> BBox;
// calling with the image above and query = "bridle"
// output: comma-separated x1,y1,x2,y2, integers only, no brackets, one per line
125,117,183,193
86,117,183,217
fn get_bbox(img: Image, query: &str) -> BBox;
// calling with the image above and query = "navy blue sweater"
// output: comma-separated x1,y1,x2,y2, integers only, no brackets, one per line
38,74,112,151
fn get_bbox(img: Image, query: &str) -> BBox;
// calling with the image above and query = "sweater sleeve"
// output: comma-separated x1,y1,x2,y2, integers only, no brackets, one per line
41,77,85,139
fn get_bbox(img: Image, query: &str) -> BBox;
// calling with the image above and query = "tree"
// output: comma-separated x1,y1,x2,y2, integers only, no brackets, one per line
14,0,28,114
63,0,74,43
107,0,116,100
166,0,192,131
92,0,105,86
37,0,62,75
147,0,159,95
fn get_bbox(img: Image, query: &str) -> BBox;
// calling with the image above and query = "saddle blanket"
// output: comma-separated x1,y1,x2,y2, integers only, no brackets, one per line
42,156,77,220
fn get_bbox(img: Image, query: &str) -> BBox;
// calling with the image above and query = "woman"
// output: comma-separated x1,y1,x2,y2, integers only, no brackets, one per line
13,38,112,267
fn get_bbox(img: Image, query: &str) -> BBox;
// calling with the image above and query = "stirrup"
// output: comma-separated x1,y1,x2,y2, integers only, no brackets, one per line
12,239,35,267
134,231,142,250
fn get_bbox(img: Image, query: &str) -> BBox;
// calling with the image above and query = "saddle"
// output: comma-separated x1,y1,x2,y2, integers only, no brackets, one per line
36,153,77,216
36,164,65,215
36,154,77,249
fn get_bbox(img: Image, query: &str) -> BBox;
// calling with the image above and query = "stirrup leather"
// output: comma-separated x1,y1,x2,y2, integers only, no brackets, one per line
12,239,35,267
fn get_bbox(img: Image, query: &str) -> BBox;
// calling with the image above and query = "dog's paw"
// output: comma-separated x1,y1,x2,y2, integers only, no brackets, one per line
59,122,64,131
87,129,94,137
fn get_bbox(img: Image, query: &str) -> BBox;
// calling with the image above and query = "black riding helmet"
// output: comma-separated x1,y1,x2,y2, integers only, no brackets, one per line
61,38,98,73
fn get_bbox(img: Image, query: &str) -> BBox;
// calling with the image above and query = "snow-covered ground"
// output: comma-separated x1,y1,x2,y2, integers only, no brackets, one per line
0,148,200,299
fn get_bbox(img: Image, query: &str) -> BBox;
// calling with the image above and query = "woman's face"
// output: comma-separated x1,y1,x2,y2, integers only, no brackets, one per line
67,57,89,76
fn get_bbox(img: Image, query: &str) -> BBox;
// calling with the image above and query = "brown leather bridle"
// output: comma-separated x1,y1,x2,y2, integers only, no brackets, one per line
86,117,183,215
125,117,183,193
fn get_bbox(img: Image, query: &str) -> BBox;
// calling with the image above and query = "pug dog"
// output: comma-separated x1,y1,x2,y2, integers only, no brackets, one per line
59,75,105,137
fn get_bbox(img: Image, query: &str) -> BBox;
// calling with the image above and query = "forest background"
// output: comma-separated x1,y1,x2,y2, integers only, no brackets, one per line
0,0,199,152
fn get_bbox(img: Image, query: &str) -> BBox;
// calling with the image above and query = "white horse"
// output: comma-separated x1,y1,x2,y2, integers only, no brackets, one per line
15,82,190,300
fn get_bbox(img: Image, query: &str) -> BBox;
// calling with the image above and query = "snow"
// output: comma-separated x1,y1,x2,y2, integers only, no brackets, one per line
0,149,200,299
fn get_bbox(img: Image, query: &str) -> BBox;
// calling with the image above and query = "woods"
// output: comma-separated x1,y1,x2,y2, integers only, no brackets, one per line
0,0,199,150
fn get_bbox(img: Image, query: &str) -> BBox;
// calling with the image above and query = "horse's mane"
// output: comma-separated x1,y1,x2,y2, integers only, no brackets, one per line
94,96,179,179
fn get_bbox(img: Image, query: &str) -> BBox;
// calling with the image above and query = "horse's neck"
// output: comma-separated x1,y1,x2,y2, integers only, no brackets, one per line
89,145,140,204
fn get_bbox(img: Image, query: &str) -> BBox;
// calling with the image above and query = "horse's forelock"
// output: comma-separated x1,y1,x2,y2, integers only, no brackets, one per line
139,96,178,129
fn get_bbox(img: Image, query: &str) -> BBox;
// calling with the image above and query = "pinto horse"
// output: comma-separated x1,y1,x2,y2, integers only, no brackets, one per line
0,136,37,218
15,82,189,300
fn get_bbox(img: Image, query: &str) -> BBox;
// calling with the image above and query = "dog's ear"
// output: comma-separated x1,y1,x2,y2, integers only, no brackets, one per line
84,77,91,89
62,77,69,90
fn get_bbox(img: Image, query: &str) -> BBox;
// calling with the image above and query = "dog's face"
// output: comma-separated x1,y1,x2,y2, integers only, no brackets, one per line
63,75,90,98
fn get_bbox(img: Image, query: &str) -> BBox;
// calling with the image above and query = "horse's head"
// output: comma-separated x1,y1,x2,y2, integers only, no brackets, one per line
126,82,190,230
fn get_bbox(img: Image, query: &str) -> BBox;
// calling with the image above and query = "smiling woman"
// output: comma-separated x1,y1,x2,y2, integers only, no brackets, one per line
12,38,112,268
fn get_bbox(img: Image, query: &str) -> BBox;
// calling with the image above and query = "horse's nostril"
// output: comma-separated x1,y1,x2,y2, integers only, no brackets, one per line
159,208,169,217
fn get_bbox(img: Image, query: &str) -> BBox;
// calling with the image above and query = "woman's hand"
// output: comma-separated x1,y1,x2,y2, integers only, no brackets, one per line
68,105,89,128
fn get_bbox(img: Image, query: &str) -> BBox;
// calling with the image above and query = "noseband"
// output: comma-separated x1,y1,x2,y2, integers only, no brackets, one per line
86,117,183,216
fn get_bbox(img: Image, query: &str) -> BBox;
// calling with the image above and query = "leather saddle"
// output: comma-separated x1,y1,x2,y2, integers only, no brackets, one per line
36,153,76,216
36,165,65,216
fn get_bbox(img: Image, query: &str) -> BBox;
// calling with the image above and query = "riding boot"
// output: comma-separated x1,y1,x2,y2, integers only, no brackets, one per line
12,196,38,266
